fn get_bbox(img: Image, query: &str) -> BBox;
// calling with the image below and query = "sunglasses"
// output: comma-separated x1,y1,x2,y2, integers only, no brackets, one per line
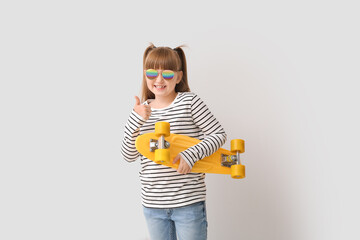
145,69,176,81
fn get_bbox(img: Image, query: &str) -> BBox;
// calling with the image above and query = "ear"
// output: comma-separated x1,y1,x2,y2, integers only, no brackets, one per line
176,71,183,84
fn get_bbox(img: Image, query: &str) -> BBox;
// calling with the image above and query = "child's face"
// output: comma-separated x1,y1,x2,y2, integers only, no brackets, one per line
145,69,182,98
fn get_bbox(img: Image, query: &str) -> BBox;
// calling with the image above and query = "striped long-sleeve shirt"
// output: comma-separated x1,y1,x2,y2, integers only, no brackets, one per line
121,92,227,208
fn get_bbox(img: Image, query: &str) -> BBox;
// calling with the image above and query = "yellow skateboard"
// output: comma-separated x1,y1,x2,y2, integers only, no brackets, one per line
135,122,245,179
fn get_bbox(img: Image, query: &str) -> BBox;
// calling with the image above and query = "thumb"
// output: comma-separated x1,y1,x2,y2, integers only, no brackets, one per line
134,96,141,106
173,155,180,164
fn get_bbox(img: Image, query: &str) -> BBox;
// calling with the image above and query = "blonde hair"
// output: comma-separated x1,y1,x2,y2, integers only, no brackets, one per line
141,43,190,102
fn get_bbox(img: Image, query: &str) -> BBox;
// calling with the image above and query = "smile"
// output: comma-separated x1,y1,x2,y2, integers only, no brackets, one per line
154,85,166,89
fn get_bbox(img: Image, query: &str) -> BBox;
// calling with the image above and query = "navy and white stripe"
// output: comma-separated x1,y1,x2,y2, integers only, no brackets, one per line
121,92,227,208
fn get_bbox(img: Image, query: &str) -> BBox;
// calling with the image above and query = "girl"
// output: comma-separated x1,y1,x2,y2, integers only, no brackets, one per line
121,43,227,240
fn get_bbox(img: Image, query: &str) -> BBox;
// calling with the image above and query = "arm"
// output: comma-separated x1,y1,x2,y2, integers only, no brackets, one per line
121,96,152,162
180,94,227,168
120,109,146,162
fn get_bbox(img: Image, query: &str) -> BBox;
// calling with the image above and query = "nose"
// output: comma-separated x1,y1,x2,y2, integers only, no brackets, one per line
154,72,164,83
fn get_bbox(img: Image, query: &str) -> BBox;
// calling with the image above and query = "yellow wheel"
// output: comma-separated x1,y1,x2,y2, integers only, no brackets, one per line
231,139,245,153
155,122,170,137
231,164,245,179
154,149,170,164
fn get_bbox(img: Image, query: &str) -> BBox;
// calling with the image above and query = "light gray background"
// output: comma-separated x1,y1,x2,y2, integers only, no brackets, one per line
1,0,359,239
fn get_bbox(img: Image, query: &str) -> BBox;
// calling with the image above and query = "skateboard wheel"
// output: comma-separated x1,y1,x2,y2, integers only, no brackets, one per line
231,139,245,153
155,122,170,137
231,164,245,179
154,149,170,164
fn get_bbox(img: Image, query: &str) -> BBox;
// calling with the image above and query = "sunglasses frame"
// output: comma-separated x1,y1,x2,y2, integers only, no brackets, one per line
144,69,177,81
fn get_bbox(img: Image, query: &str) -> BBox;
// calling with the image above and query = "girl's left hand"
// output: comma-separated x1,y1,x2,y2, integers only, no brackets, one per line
173,154,192,174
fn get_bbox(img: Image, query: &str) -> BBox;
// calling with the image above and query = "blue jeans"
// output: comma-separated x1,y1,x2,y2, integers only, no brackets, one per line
143,201,208,240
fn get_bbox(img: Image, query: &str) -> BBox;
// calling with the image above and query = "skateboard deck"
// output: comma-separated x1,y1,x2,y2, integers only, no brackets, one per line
135,122,245,179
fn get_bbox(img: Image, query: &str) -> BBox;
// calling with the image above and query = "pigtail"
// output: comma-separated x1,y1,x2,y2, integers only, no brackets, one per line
141,43,156,102
174,45,190,92
143,43,156,68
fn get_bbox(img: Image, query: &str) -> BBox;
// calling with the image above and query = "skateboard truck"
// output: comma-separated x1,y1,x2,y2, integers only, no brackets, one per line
153,122,171,164
221,154,240,167
228,139,246,179
150,138,170,152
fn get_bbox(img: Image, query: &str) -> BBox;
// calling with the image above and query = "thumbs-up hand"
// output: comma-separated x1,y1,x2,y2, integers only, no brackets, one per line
134,96,151,120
